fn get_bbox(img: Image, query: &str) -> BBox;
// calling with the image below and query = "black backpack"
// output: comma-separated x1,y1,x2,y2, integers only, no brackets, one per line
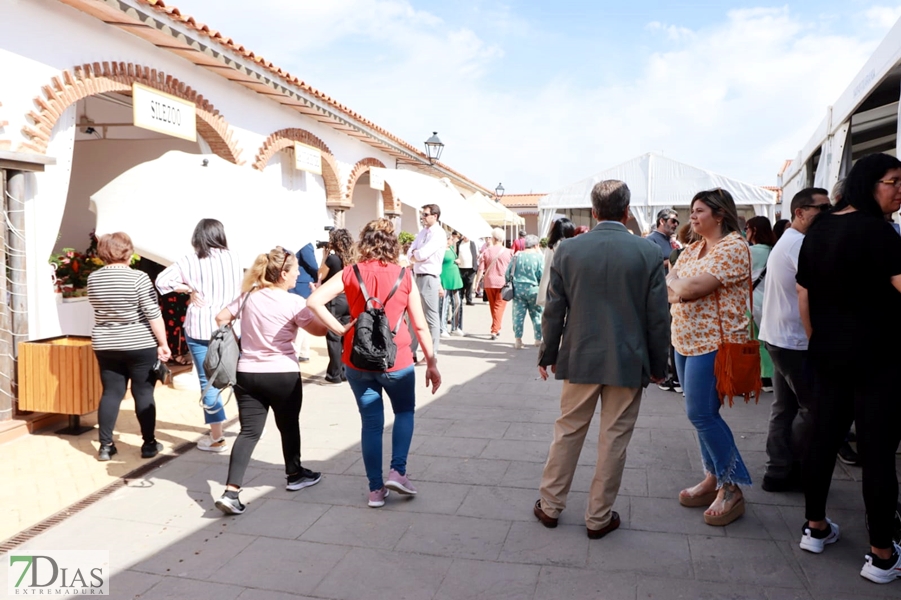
350,265,407,371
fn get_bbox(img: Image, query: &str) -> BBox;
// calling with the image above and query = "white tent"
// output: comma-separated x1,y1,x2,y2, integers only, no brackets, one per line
467,191,525,227
371,168,492,241
90,151,333,268
538,153,778,236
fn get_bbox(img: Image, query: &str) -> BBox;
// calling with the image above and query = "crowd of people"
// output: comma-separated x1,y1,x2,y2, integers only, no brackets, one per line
84,151,901,586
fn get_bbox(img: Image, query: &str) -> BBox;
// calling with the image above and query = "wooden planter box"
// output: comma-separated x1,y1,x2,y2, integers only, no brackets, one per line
18,335,101,416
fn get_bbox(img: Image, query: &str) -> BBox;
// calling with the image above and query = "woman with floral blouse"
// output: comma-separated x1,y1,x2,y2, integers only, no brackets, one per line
665,188,752,527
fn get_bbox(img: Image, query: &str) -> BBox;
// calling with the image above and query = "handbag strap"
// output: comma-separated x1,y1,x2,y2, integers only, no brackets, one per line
712,242,755,344
752,267,767,290
486,247,503,274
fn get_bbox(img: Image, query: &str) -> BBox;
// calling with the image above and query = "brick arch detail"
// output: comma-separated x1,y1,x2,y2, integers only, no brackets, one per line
346,158,398,213
18,62,243,163
252,128,342,206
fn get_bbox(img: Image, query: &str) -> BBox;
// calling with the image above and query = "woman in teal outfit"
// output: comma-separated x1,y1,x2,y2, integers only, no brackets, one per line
505,234,544,349
745,216,775,391
439,231,464,337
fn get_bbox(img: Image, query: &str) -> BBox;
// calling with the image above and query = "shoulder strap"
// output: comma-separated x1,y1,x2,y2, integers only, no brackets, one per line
390,268,409,335
752,267,767,290
713,243,756,342
354,264,407,320
353,264,372,304
230,291,250,324
487,248,502,273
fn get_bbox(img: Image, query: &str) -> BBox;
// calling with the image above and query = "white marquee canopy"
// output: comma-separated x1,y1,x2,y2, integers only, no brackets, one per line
538,153,778,236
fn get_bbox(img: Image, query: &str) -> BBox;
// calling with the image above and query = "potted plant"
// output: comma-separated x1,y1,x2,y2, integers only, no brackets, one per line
49,233,105,300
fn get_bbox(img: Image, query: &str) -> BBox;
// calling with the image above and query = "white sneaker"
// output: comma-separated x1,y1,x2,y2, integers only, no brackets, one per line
861,543,901,584
514,338,523,349
440,331,451,338
451,329,465,337
197,434,228,453
800,518,840,553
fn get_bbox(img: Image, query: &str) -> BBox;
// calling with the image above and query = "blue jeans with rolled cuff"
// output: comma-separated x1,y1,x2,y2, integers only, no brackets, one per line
675,350,752,487
186,336,228,425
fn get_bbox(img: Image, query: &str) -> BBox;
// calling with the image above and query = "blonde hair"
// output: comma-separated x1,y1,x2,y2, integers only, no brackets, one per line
356,218,400,264
242,246,297,292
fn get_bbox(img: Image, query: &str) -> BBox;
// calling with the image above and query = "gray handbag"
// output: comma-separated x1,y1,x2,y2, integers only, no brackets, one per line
200,292,249,410
501,255,516,301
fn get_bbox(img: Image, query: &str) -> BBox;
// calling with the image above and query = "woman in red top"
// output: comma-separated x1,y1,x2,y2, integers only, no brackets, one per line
307,219,441,508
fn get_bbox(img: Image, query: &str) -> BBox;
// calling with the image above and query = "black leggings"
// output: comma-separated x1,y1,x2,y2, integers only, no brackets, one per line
804,352,901,549
326,294,350,381
226,371,304,488
95,348,158,446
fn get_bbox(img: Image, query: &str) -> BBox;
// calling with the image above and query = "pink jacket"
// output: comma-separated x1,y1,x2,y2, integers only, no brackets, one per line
477,245,512,289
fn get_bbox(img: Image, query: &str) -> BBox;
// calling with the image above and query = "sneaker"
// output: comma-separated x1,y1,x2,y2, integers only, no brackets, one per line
97,443,117,462
215,494,246,515
451,329,465,337
197,434,228,453
657,379,675,392
761,377,774,393
440,331,451,338
319,377,344,386
297,356,310,363
286,467,322,491
490,333,498,340
141,441,163,459
368,487,390,507
514,338,523,349
861,543,901,584
838,442,860,466
672,381,683,393
800,518,840,553
385,469,418,495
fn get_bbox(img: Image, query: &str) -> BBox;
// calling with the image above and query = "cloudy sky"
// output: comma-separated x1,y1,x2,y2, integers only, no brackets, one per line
171,0,901,193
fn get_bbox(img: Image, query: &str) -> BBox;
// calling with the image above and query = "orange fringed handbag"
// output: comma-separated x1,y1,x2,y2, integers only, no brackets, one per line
713,249,762,406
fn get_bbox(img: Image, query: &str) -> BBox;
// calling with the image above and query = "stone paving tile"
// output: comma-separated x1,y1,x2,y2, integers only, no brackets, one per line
629,496,727,536
414,435,490,458
237,589,319,600
213,538,349,595
689,536,806,588
395,513,512,560
419,456,512,485
106,569,163,600
502,421,555,441
534,565,636,600
498,522,590,568
223,498,329,539
498,459,545,489
587,530,693,578
312,547,453,600
379,481,473,515
455,484,543,522
762,588,816,600
132,530,257,580
139,577,245,600
298,504,413,549
442,418,512,439
637,576,768,599
480,438,554,463
433,558,540,600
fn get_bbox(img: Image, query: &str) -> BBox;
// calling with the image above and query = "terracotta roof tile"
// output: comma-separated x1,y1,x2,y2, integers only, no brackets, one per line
501,193,545,207
135,0,487,192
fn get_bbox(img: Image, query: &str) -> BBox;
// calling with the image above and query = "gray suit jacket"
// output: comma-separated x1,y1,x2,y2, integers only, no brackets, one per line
538,221,670,388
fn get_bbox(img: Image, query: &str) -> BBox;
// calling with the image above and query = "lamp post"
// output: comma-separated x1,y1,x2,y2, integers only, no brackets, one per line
495,182,505,201
424,132,444,164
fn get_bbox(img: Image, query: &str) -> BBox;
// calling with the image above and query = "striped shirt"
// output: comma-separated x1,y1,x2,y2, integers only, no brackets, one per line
88,266,161,351
155,249,243,341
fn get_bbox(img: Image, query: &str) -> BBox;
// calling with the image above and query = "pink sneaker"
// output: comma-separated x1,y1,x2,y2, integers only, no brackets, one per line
368,487,389,508
385,469,418,495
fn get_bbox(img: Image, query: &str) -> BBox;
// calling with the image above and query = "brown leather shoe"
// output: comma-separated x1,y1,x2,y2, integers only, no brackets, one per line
586,511,620,540
533,499,558,528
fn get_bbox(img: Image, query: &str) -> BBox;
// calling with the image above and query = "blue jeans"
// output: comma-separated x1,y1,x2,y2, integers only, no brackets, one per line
345,365,416,491
185,336,228,425
675,350,752,487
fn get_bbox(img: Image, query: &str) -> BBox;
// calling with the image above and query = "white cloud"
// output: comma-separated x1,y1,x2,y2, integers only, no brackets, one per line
865,5,901,29
172,1,887,193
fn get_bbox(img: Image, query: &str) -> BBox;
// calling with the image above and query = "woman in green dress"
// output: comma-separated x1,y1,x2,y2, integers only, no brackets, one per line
505,234,544,349
439,231,464,337
746,216,775,391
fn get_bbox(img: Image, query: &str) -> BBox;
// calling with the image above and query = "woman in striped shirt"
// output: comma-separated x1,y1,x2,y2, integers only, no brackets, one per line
156,219,243,452
88,232,171,461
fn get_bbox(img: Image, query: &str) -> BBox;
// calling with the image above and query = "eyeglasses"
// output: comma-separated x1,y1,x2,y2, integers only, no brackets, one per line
421,212,433,218
878,178,901,188
668,218,680,225
800,203,831,212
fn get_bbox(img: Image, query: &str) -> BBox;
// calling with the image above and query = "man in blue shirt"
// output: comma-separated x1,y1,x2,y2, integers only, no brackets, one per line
290,243,319,361
647,209,680,393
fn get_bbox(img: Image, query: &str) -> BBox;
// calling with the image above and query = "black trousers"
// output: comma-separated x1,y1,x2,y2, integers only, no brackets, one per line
764,343,814,479
227,371,304,488
95,348,158,446
803,352,901,549
460,268,476,304
326,293,350,381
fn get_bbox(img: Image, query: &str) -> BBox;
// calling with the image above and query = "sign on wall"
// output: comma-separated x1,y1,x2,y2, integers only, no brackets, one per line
369,169,385,191
132,83,197,142
294,142,322,174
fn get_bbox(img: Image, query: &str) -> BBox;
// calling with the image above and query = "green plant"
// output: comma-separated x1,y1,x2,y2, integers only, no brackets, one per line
539,237,549,248
398,231,415,246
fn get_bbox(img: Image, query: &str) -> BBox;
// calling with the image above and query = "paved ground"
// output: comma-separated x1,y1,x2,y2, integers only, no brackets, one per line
3,301,901,600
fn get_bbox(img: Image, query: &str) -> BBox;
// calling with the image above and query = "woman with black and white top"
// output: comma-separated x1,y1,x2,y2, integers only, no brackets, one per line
88,232,171,461
317,228,354,385
156,219,242,452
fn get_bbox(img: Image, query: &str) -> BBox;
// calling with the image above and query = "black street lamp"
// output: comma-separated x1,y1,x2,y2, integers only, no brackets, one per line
424,132,444,164
495,182,505,202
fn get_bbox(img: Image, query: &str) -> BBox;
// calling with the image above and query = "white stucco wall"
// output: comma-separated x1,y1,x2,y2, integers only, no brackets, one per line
2,0,402,339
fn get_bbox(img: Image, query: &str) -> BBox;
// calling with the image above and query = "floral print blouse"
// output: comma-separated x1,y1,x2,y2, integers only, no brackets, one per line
671,232,752,356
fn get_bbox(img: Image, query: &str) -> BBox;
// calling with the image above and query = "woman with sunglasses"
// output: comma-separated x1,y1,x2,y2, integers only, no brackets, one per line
795,153,901,584
213,247,322,515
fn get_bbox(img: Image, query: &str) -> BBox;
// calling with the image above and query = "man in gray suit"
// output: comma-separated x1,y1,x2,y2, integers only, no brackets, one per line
534,180,670,539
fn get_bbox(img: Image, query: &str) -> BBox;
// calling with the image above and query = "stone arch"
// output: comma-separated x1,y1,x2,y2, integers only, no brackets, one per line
345,158,397,213
252,128,342,206
18,62,243,163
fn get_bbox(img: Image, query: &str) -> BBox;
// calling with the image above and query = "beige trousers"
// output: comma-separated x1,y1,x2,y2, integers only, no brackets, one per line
538,381,642,529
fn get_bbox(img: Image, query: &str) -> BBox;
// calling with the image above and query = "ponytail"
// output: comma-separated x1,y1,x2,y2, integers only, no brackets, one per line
241,246,296,292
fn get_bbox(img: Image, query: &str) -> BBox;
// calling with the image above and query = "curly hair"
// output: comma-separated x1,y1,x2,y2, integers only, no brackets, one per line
356,218,400,264
328,228,355,266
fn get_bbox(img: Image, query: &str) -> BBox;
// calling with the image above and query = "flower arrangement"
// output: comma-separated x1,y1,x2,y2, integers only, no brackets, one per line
49,232,104,298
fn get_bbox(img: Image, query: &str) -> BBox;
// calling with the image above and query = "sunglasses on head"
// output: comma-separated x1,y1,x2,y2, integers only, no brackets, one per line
278,247,290,271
